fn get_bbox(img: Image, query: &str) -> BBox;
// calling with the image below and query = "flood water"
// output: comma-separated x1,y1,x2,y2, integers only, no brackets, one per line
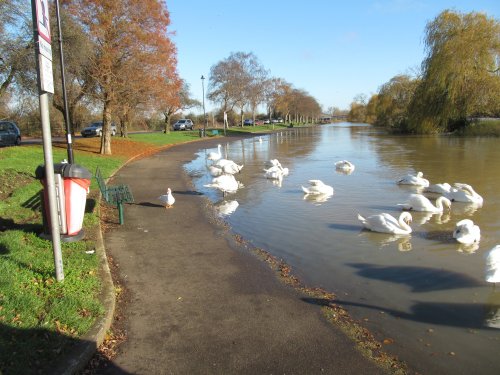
185,123,500,374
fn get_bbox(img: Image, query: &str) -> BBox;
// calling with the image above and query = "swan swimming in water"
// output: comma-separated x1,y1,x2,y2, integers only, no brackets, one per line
335,160,355,172
452,219,480,245
204,174,241,196
214,159,243,174
206,144,222,162
445,183,484,206
485,245,500,285
301,180,334,195
397,194,452,213
158,188,175,209
424,182,452,194
397,171,430,187
357,212,413,235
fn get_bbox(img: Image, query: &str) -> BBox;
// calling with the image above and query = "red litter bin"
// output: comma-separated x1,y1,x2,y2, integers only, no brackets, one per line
36,163,91,242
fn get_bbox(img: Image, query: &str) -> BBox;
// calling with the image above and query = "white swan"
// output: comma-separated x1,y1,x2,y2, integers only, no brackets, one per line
445,183,483,205
214,159,243,174
264,159,282,169
301,180,334,195
452,219,480,245
358,212,413,235
335,160,355,172
264,167,284,180
397,194,452,213
424,182,452,194
208,165,224,177
206,144,222,162
204,174,240,196
158,188,175,208
485,245,500,284
397,171,430,187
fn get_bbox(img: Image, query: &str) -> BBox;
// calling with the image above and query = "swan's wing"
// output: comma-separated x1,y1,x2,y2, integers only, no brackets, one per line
301,186,311,194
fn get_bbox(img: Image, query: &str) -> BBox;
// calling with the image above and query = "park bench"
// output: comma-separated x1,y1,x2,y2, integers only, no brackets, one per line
210,130,219,136
95,166,134,225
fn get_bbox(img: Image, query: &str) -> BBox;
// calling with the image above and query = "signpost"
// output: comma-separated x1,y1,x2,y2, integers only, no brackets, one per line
31,0,64,281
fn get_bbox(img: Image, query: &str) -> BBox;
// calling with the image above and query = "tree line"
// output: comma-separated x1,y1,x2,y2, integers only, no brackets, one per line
0,1,322,155
347,10,500,134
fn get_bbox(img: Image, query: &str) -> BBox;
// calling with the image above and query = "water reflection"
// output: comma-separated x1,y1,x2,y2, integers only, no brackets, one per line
358,231,412,252
303,192,333,205
216,200,239,217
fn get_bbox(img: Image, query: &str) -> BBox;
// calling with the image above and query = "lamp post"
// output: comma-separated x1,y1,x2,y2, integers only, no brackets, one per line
201,75,207,137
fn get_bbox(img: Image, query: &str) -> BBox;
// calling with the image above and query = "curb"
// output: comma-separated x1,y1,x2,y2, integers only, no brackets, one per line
53,220,116,375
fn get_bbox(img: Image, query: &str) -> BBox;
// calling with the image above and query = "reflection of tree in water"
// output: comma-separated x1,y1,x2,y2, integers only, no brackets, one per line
370,134,493,185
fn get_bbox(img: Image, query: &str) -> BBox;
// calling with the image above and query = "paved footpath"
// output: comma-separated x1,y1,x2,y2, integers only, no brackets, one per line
100,137,389,374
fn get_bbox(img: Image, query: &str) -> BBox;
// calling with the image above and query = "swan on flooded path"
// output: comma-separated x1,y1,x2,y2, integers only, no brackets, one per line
204,174,241,197
398,194,452,213
446,183,484,206
335,160,355,173
301,180,334,195
158,188,175,209
485,245,500,285
207,144,222,162
397,171,430,187
453,219,480,245
357,212,413,235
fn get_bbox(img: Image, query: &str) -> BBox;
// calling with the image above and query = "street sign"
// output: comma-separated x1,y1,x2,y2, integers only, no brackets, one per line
39,53,54,95
38,37,52,60
35,0,51,43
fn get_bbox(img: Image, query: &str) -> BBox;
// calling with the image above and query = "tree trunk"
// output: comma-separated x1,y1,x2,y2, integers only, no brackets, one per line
164,112,171,134
100,97,113,155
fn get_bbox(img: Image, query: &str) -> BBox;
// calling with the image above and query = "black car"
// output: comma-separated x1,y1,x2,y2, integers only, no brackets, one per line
81,121,117,137
0,121,21,146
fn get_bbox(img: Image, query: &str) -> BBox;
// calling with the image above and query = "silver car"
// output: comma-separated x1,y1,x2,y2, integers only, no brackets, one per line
81,121,117,137
0,121,21,146
172,119,194,131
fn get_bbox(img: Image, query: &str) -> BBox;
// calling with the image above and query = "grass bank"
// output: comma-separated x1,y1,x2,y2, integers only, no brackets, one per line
0,131,203,374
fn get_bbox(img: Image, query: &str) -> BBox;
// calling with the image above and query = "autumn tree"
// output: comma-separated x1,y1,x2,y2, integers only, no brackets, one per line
51,9,96,133
63,0,177,154
408,10,500,133
156,79,200,134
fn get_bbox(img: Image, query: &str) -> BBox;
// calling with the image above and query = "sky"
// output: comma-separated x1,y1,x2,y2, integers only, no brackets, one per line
167,0,499,113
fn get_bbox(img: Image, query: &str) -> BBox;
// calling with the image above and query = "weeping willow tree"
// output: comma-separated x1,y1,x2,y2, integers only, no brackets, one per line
408,10,500,133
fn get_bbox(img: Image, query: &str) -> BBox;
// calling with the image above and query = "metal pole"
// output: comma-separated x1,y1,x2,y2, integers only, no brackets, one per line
55,0,74,164
32,0,64,281
201,75,206,137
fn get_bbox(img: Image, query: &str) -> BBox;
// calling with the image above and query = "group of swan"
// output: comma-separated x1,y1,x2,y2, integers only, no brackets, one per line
205,144,243,196
158,187,175,209
358,171,484,247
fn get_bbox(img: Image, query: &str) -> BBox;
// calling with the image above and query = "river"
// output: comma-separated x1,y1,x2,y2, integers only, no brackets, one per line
185,123,500,374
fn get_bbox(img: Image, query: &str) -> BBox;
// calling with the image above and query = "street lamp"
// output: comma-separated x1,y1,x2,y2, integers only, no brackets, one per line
201,75,207,137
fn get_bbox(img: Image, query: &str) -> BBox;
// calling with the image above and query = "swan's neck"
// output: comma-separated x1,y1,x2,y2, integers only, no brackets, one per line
398,215,411,232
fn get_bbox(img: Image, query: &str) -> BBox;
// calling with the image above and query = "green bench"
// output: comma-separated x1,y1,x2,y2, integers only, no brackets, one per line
95,167,134,225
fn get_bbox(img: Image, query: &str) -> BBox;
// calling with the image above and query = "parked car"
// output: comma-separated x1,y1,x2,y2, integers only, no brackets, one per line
243,119,253,126
81,121,117,137
0,121,21,146
263,119,271,124
254,119,264,125
172,119,194,131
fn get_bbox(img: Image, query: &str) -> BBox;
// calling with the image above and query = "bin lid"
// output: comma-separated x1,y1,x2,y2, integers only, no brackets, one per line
35,163,92,179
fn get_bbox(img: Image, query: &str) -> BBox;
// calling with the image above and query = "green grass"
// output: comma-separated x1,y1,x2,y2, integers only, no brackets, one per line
0,145,123,374
129,130,202,145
